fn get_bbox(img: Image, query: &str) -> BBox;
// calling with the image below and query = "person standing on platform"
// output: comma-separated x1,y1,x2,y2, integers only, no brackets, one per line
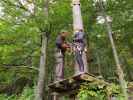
73,29,86,73
55,30,70,81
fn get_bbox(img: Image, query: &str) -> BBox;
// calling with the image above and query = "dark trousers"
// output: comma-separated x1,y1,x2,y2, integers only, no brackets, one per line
75,50,84,72
55,50,65,81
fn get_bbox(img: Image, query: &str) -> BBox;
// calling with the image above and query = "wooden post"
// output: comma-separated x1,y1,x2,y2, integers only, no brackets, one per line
72,0,88,74
70,97,76,100
70,95,77,100
52,92,60,100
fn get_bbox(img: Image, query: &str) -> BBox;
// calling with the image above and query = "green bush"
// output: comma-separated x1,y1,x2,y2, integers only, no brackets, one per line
77,83,124,100
0,87,34,100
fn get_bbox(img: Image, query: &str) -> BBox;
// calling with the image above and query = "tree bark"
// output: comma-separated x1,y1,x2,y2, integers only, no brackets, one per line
35,0,49,100
97,0,128,100
35,33,48,100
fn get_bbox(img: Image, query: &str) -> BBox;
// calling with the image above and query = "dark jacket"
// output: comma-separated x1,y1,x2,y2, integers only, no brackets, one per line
73,31,85,43
56,35,66,53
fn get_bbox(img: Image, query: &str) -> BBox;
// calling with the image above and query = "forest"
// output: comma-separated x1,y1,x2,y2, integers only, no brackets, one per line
0,0,132,100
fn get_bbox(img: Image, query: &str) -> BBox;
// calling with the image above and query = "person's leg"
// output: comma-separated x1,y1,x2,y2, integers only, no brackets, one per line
61,53,65,79
75,51,84,72
55,51,64,81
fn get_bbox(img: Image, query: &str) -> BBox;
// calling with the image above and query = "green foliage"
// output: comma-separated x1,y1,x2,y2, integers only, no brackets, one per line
106,84,120,95
0,66,37,84
77,83,124,100
17,87,34,100
0,87,34,100
78,83,106,100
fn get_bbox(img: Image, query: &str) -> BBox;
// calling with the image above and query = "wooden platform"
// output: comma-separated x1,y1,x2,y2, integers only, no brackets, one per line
48,72,109,95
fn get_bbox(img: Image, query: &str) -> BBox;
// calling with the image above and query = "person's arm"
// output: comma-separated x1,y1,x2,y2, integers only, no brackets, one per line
56,36,62,45
61,43,70,48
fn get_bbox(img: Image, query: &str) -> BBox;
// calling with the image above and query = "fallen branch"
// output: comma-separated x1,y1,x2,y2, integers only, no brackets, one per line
0,65,38,71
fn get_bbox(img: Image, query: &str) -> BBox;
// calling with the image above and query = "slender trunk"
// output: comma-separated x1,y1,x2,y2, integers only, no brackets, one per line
96,52,101,75
98,0,128,100
35,34,47,100
35,0,49,100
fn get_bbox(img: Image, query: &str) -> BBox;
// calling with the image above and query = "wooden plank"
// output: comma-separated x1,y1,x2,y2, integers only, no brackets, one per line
80,74,96,82
48,73,108,95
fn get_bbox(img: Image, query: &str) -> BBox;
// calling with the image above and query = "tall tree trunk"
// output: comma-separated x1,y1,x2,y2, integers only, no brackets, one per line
72,0,88,74
97,0,128,100
35,34,48,100
72,0,88,99
35,0,49,100
96,52,101,76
